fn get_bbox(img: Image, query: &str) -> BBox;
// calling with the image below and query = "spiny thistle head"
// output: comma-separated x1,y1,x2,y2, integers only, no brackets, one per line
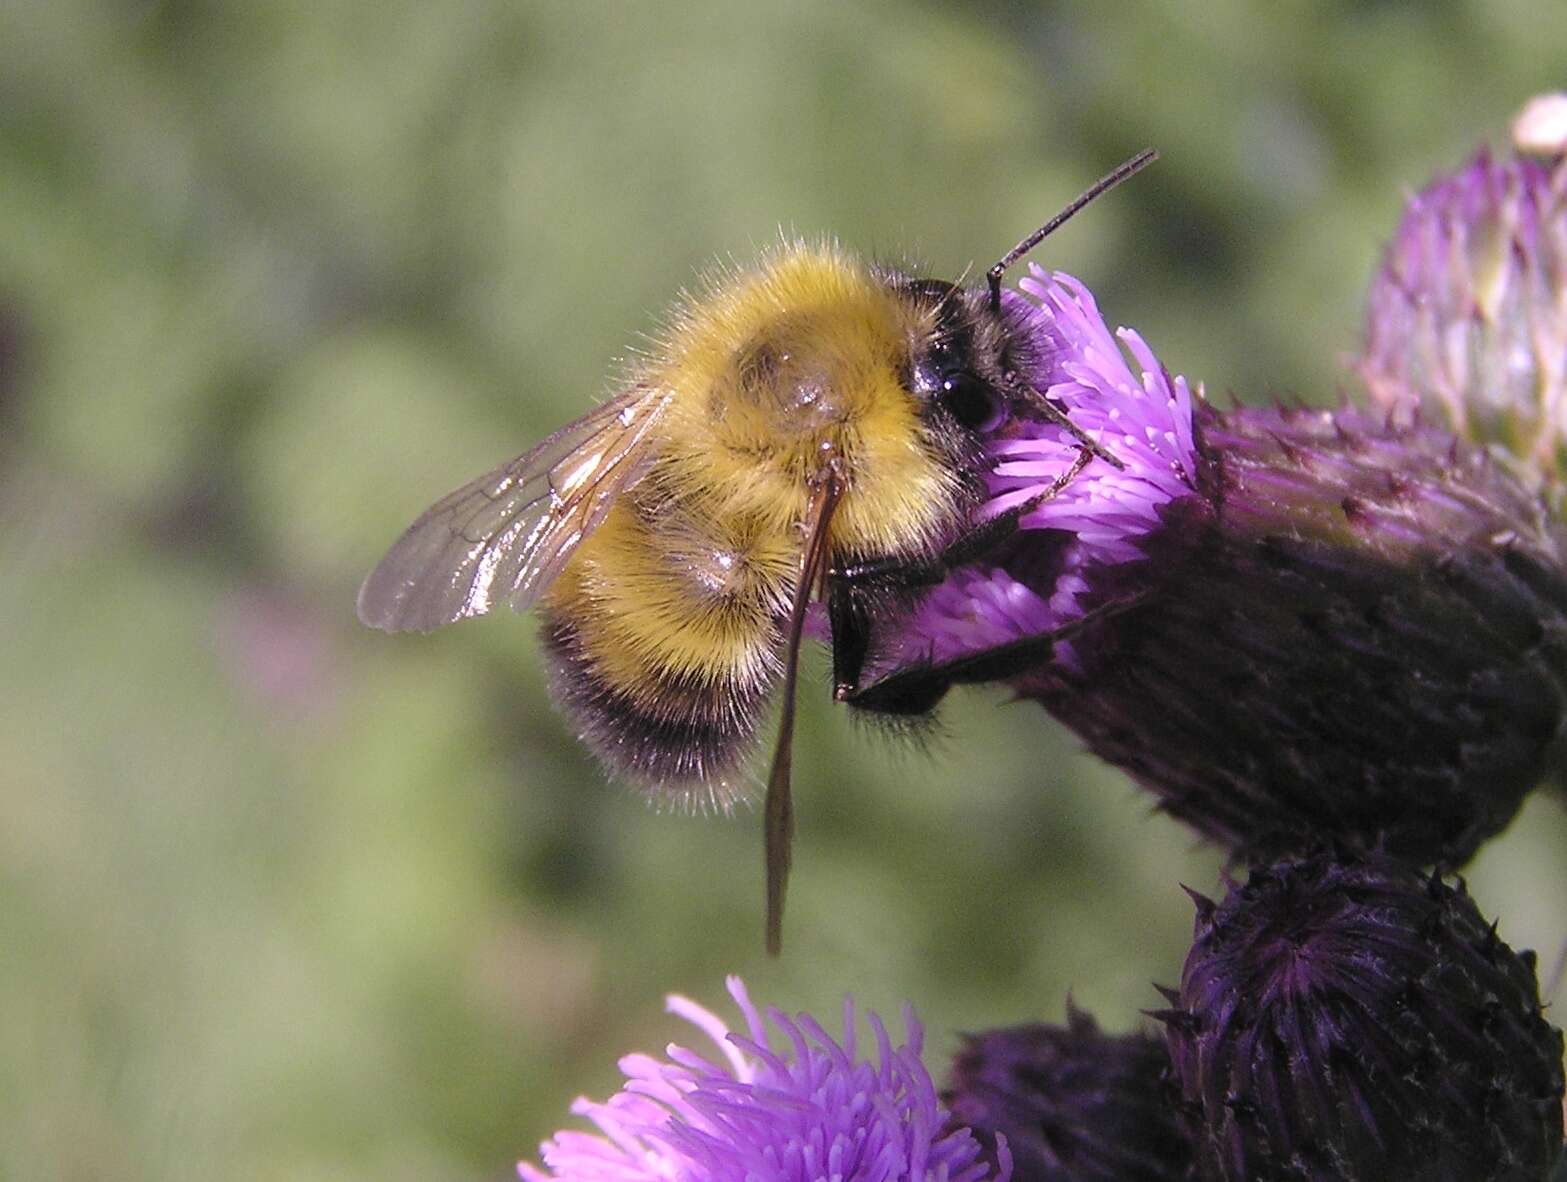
520,977,1009,1182
1161,853,1564,1182
1022,396,1567,866
943,1006,1190,1182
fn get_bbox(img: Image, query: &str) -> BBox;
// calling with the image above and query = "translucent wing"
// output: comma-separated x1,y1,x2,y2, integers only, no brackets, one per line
357,386,672,633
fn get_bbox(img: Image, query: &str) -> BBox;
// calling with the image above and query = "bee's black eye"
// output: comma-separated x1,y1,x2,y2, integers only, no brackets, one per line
940,372,1005,433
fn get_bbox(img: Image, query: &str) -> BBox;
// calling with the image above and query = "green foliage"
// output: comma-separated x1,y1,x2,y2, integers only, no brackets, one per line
3,2,1565,1177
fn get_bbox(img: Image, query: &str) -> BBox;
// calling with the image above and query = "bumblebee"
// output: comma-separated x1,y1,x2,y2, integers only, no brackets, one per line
359,151,1155,952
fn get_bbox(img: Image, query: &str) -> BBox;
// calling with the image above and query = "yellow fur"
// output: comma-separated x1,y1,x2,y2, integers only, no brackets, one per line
655,245,958,549
556,495,795,696
546,242,963,713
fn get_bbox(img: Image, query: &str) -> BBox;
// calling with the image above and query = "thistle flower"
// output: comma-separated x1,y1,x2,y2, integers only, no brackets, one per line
1159,852,1565,1182
943,1006,1190,1182
1357,135,1567,494
867,267,1567,867
520,977,1008,1182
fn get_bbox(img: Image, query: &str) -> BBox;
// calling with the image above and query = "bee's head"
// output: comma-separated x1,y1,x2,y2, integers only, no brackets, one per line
890,148,1160,466
892,274,1043,453
890,275,1059,492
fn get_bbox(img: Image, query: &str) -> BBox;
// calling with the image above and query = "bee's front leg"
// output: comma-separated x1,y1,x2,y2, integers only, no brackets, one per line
827,578,873,701
827,577,954,714
826,491,1059,702
840,592,1146,715
831,447,1094,591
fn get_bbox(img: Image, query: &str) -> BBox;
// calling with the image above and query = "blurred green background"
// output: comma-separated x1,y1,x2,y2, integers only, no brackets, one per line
4,1,1567,1178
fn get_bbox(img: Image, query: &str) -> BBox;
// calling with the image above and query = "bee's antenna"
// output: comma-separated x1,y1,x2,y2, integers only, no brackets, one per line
987,148,1159,313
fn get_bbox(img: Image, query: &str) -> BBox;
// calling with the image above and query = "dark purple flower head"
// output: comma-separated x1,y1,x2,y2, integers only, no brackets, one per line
520,977,1009,1182
943,1006,1191,1182
861,268,1567,868
1161,853,1565,1182
1358,142,1567,492
1021,397,1567,866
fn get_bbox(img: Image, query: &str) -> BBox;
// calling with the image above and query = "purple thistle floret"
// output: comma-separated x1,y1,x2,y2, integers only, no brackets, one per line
520,977,1009,1182
1359,144,1567,493
1160,852,1565,1182
993,271,1199,551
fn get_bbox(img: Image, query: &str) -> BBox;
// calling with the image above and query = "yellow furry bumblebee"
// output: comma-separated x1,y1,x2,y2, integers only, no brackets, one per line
358,152,1155,952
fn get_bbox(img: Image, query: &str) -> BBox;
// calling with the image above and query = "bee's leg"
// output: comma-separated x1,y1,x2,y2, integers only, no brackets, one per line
841,630,1063,717
833,447,1094,593
830,449,1095,702
829,578,951,710
829,507,1020,593
839,662,955,716
1014,387,1123,470
843,592,1145,714
828,580,875,701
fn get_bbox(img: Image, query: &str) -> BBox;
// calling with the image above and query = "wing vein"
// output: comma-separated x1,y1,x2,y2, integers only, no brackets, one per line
357,387,672,633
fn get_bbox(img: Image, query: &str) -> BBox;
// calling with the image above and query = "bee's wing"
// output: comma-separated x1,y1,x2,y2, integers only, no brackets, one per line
357,386,672,633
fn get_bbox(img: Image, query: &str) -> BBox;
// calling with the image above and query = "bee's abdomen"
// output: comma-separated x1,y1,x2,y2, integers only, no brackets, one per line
542,610,769,793
539,494,796,805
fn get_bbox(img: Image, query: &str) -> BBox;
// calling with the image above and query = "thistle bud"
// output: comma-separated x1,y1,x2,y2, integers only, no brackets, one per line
943,1007,1190,1182
1162,853,1564,1182
1358,118,1567,495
